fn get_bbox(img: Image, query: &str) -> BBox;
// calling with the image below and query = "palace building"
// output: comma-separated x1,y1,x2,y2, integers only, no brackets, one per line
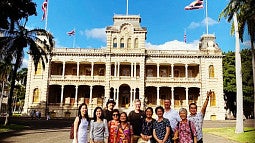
23,14,225,120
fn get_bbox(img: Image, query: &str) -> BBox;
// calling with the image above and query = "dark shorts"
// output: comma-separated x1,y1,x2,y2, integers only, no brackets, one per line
197,138,203,143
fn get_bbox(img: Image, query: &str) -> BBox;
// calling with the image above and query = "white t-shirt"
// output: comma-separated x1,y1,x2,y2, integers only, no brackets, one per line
163,108,181,130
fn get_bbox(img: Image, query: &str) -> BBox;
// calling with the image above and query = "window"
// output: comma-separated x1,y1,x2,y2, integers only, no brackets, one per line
127,38,131,49
120,38,124,48
113,38,117,48
134,38,138,48
33,88,40,103
210,92,216,106
35,61,42,75
209,65,214,78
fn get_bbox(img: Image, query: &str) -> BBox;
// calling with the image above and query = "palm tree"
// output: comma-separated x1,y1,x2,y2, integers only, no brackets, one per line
0,0,54,125
220,0,255,131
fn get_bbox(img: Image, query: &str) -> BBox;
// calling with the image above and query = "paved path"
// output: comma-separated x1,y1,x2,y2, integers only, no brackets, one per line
0,118,254,143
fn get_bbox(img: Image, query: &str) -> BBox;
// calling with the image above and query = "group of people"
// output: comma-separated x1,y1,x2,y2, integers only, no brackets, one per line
72,91,212,143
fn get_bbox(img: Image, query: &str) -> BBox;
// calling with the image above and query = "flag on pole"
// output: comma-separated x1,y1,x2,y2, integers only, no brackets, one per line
185,0,203,10
184,32,187,43
67,29,75,36
41,0,48,20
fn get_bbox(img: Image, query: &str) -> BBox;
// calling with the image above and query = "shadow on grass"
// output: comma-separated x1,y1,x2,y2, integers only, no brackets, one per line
244,129,255,133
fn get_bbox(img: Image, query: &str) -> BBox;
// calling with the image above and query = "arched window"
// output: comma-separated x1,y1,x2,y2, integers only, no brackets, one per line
210,91,216,106
120,38,124,48
134,38,138,48
209,65,214,78
35,61,42,75
113,38,117,48
33,88,40,103
127,38,131,49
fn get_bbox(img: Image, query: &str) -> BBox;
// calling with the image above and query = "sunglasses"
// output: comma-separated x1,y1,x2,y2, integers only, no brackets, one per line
112,114,119,116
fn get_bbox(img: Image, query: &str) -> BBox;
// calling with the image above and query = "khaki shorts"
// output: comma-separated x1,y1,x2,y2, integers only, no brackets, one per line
133,135,140,143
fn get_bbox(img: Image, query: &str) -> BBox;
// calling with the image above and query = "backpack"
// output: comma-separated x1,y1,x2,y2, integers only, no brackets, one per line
70,118,81,139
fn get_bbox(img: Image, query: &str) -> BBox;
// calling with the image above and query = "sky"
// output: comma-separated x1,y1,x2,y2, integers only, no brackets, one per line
23,0,250,67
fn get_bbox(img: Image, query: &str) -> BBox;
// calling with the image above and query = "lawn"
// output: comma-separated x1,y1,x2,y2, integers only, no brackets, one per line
203,127,255,143
0,124,25,133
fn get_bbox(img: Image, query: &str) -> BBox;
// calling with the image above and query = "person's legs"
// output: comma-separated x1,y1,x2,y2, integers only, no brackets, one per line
197,138,203,143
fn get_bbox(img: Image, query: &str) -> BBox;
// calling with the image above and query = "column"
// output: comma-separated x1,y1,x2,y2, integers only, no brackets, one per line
89,85,93,104
113,88,116,101
75,85,78,106
186,87,189,107
114,62,117,77
133,88,136,105
77,62,80,77
117,62,120,77
130,88,133,106
131,63,133,77
134,62,137,78
62,61,65,79
171,87,174,106
157,86,160,105
157,63,159,78
91,62,94,77
171,64,174,78
116,87,119,107
185,64,188,78
60,85,64,106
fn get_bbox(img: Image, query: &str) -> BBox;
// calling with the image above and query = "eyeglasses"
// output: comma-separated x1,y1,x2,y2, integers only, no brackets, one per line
112,114,119,116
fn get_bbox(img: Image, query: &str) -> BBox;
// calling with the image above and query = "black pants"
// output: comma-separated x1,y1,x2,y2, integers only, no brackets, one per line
197,138,203,143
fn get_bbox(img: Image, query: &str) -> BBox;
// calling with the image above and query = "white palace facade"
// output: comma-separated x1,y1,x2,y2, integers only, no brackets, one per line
23,14,225,120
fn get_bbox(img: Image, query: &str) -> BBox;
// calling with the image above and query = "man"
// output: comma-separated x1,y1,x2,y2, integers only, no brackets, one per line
188,90,212,143
103,98,116,122
128,99,146,143
163,99,181,130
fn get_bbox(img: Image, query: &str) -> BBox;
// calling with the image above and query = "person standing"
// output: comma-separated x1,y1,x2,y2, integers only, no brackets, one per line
90,106,109,143
108,109,120,143
173,108,197,143
153,106,171,143
163,99,181,131
73,103,90,143
139,107,156,143
187,91,212,143
115,112,133,143
128,99,146,143
104,98,116,122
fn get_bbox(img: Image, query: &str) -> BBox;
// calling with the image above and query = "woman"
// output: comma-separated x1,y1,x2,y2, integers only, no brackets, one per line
139,107,156,143
73,103,90,143
153,106,171,143
114,112,133,143
108,109,120,143
90,106,109,143
173,108,197,143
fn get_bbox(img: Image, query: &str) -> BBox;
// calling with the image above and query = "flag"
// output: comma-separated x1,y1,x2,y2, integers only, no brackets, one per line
185,0,203,10
67,30,75,36
42,0,48,20
184,33,187,43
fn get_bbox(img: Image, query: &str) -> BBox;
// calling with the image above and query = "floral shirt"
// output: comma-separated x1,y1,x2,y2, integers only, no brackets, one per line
141,118,156,143
108,120,119,143
175,120,197,143
153,118,171,143
187,112,204,141
116,122,133,143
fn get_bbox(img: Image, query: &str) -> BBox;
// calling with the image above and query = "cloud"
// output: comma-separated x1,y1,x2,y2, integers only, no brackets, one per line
21,58,28,68
188,17,218,29
83,28,106,42
146,40,199,50
241,40,251,48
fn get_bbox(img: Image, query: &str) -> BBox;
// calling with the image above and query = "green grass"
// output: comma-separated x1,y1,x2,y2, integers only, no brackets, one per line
0,124,25,133
203,127,255,143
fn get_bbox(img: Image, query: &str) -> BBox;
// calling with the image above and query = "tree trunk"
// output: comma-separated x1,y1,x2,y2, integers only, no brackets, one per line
0,81,4,113
251,42,255,122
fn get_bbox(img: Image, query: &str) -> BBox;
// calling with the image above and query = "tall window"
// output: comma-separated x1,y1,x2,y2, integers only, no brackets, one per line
210,92,216,106
127,38,131,49
33,88,40,103
113,38,117,48
35,61,42,75
120,38,124,48
134,38,138,48
209,65,214,78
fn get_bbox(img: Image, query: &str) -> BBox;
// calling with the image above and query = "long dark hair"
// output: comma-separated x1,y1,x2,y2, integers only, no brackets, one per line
93,106,104,121
78,103,90,122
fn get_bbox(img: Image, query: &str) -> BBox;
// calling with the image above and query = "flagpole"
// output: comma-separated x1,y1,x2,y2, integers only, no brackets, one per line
126,0,129,15
73,28,76,48
45,0,49,30
205,0,208,34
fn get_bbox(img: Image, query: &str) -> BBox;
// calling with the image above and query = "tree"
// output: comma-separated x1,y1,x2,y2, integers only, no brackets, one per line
220,0,255,120
0,0,54,125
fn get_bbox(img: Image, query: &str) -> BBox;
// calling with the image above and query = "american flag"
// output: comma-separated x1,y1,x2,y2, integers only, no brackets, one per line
41,0,48,20
67,30,75,36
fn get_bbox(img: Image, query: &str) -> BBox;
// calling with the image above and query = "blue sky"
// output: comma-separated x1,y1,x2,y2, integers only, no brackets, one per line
23,0,250,66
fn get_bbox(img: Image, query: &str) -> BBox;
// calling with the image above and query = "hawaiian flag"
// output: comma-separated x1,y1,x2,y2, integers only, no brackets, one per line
41,0,48,20
67,29,75,36
185,0,203,10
